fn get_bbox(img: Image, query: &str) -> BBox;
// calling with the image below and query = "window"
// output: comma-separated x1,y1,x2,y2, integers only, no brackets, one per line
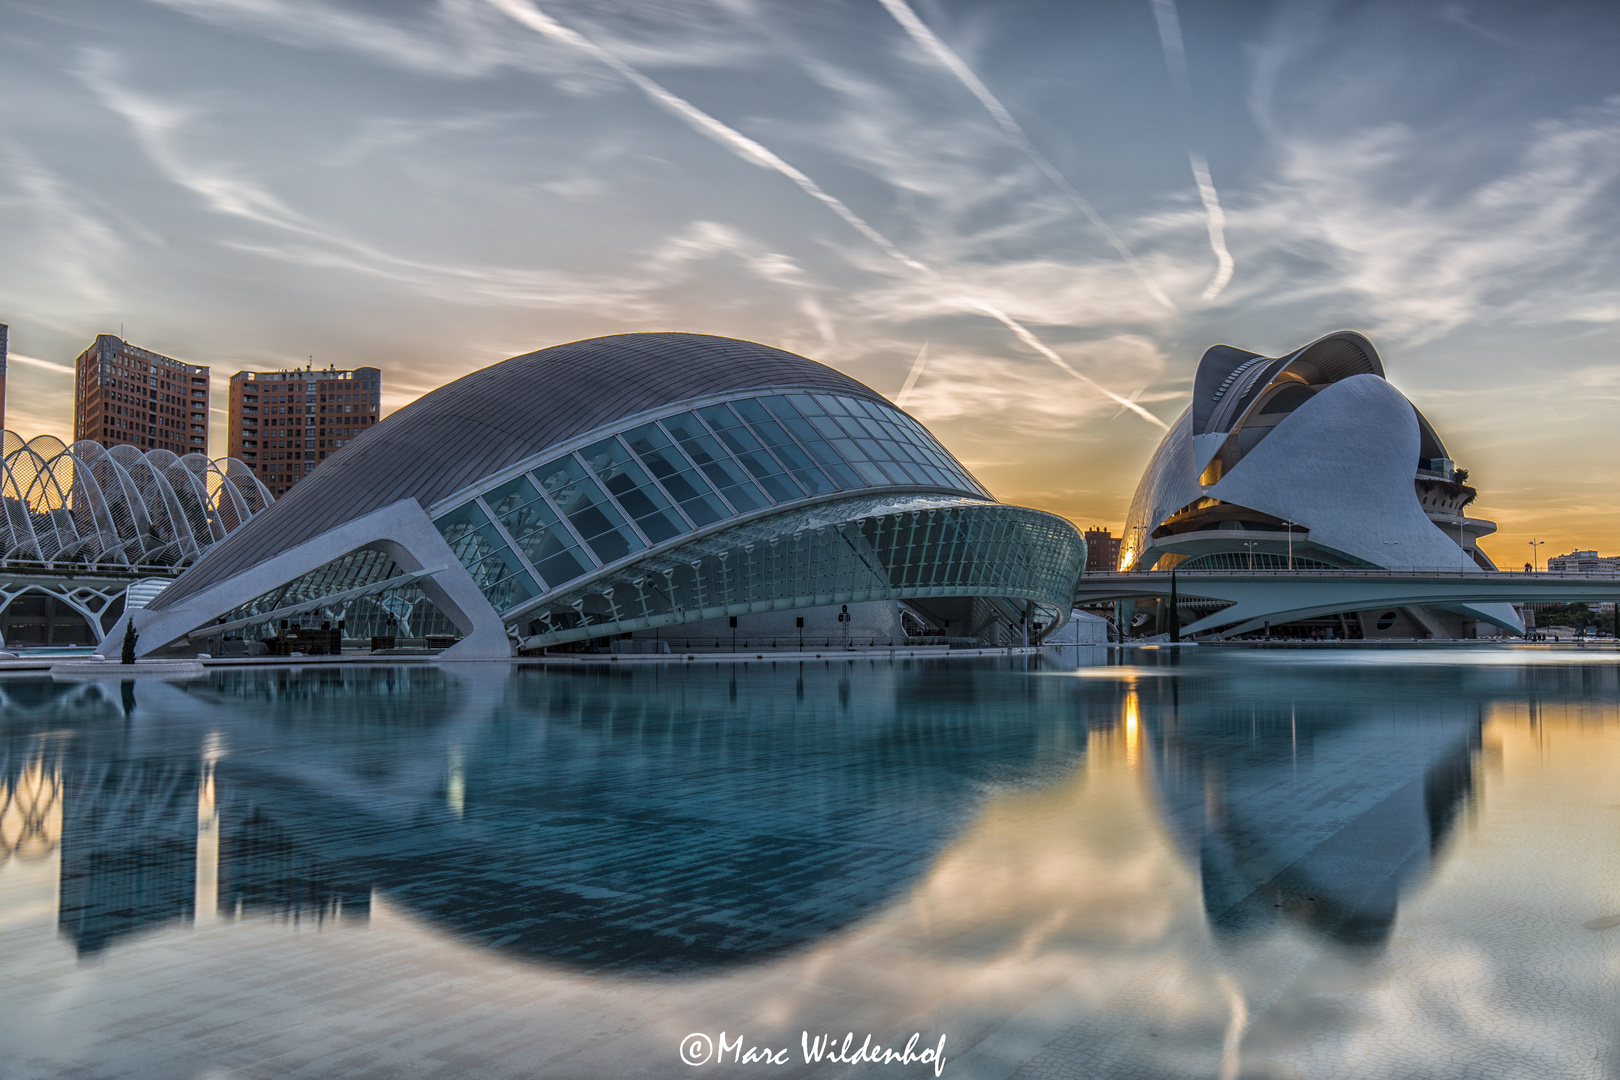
480,475,593,589
532,455,645,565
432,501,539,612
579,436,688,544
659,412,768,513
620,423,730,527
695,403,804,502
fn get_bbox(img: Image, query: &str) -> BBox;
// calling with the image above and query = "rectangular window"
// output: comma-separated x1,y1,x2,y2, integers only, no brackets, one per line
482,474,592,588
814,395,852,416
783,394,824,417
580,436,688,544
532,455,645,565
620,423,730,527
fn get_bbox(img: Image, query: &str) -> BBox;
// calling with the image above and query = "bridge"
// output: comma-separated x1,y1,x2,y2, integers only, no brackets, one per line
1073,569,1620,638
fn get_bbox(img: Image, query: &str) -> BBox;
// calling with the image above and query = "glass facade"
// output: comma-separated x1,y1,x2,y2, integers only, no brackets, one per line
433,501,538,614
516,501,1085,648
212,547,460,643
431,392,989,615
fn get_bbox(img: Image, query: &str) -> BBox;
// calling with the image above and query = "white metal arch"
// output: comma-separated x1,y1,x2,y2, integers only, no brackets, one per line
0,431,274,570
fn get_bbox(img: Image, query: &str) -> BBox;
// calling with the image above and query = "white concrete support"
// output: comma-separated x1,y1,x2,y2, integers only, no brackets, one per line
112,498,513,659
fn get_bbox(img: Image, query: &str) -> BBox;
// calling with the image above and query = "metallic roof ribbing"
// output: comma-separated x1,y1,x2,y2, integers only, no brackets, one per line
152,333,886,610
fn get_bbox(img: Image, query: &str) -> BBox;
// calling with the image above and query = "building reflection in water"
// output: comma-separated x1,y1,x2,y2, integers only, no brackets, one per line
1137,653,1482,950
4,656,1107,969
1,651,1595,976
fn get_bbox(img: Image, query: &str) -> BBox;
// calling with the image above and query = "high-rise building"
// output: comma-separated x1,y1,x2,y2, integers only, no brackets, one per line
73,335,210,455
0,322,8,431
1083,527,1121,573
228,364,381,495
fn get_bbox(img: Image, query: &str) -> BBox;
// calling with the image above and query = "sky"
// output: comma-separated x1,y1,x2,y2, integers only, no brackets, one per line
2,0,1618,564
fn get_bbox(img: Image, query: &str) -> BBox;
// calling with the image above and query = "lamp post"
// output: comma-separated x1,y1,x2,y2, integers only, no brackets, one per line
1529,539,1545,573
1242,540,1258,571
1284,519,1296,570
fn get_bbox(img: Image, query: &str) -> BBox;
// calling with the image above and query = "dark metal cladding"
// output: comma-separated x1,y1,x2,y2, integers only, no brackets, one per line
153,333,890,610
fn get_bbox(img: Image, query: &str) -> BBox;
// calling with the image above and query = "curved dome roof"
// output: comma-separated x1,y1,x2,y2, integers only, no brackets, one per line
155,333,886,610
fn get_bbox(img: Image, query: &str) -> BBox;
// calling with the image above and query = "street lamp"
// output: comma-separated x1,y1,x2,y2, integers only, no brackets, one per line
1242,540,1259,571
1284,519,1297,570
1529,539,1545,573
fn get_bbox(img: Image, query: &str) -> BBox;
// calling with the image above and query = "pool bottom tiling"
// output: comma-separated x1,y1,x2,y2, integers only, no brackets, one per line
0,648,1616,1078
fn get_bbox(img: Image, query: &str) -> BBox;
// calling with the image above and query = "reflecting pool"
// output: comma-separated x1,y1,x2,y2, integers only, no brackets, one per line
1,648,1617,1078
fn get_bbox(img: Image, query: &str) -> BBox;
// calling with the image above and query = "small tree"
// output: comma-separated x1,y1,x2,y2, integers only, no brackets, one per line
120,622,138,665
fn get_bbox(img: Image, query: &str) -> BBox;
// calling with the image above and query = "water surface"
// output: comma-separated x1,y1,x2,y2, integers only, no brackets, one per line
0,648,1616,1078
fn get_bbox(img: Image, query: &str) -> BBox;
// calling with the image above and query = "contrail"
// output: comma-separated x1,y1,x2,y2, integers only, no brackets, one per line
1149,0,1234,301
875,0,1175,312
895,340,929,407
487,0,1167,430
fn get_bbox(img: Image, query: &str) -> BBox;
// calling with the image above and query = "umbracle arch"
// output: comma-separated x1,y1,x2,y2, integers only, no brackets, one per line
0,457,43,560
222,459,272,517
0,433,273,567
196,457,248,536
163,458,225,548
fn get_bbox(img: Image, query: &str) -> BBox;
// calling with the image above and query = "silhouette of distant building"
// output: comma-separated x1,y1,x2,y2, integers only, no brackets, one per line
1083,527,1120,572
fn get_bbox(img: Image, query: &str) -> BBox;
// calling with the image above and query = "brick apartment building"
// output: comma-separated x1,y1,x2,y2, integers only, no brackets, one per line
1084,527,1122,573
73,335,210,455
228,365,381,495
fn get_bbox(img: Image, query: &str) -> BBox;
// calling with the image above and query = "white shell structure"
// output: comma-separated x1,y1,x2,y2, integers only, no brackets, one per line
1121,331,1521,635
0,432,272,570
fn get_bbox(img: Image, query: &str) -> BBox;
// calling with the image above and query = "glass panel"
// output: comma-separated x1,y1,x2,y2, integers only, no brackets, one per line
620,423,730,528
533,455,645,565
851,460,888,486
433,501,506,566
823,461,863,488
787,465,837,494
876,460,912,485
760,435,812,471
659,414,768,513
851,398,885,419
729,398,775,426
581,436,688,545
896,461,931,485
432,500,539,612
747,417,794,448
781,417,842,464
696,402,745,432
482,475,592,588
814,395,851,415
784,394,824,416
699,410,804,503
